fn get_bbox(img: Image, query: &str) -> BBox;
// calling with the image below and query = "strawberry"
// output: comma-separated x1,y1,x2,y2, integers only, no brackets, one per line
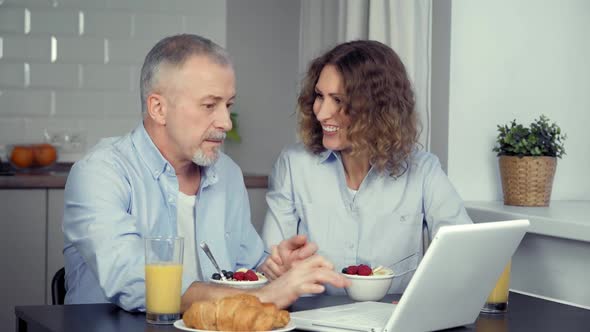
346,265,359,275
234,271,246,281
357,264,372,276
244,269,259,281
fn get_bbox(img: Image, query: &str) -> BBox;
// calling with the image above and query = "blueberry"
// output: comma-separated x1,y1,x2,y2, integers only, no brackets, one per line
212,273,221,280
341,268,348,274
226,271,234,279
221,270,227,275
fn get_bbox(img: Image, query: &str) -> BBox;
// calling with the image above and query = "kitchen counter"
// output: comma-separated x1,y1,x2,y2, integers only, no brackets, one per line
0,163,268,189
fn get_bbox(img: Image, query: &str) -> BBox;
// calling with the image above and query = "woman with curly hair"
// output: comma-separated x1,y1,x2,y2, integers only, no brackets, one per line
260,40,472,294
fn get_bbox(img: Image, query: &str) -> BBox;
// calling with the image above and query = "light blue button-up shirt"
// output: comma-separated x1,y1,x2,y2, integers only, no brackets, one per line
262,143,472,295
63,123,265,311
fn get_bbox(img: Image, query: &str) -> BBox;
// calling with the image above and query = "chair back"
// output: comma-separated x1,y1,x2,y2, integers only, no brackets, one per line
51,267,66,305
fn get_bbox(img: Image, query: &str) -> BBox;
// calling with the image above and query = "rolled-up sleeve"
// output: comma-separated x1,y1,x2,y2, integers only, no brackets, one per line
63,158,145,311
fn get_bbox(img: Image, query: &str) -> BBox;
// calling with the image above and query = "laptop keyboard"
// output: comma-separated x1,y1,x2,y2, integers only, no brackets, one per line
318,306,393,327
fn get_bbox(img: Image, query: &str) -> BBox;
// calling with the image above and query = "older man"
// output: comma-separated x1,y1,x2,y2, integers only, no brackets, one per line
62,34,348,312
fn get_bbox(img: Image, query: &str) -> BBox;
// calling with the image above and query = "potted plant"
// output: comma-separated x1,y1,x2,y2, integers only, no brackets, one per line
492,115,566,206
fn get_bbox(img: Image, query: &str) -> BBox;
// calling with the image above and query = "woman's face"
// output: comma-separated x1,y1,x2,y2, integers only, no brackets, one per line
313,65,352,152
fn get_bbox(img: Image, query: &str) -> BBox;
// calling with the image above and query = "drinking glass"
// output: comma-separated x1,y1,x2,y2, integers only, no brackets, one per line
145,236,184,324
481,261,511,314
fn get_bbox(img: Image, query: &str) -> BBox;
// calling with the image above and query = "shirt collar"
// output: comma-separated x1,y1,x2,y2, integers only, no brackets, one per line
318,149,339,164
131,121,222,185
200,161,220,188
131,122,169,180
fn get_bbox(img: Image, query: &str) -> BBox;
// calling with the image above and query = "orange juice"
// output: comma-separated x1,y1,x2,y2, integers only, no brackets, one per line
145,263,183,314
487,262,511,304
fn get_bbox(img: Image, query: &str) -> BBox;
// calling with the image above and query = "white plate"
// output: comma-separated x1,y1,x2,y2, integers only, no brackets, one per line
173,319,296,332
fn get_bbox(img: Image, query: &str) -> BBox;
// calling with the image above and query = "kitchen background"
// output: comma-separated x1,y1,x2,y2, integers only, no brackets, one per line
1,0,589,327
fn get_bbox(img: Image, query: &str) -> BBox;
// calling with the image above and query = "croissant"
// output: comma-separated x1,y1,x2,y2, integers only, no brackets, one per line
183,294,290,331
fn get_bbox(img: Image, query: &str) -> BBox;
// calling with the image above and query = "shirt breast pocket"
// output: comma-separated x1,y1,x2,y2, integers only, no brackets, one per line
366,212,424,269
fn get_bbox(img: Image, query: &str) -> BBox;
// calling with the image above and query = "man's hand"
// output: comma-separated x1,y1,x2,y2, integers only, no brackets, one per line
254,255,351,309
258,235,318,280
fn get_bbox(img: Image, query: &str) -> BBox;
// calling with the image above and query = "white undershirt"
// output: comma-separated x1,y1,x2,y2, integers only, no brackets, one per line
348,187,358,200
177,191,202,284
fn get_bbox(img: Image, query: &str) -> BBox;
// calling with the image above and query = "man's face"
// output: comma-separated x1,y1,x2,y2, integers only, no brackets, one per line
160,56,235,166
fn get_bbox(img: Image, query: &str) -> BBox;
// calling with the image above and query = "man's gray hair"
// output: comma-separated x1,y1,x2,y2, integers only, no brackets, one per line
140,34,232,114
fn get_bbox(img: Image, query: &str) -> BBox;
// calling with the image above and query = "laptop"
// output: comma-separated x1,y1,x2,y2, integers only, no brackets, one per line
291,219,530,332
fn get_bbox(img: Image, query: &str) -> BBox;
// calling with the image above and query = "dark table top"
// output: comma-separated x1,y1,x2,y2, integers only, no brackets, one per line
15,292,590,332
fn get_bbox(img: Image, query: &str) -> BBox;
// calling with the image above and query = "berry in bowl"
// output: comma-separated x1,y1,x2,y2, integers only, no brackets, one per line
341,264,395,301
209,268,268,289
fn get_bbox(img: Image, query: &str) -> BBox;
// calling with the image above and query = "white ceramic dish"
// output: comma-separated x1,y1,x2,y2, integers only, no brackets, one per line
343,273,395,302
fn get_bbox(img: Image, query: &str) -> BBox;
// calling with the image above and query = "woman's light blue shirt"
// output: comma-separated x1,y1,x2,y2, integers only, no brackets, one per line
63,123,265,311
262,143,472,295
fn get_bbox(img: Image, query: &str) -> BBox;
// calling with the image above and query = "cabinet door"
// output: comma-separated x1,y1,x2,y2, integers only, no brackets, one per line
47,189,65,304
0,190,46,328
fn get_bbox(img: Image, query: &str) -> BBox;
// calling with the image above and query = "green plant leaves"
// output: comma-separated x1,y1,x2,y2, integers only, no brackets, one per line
492,115,566,158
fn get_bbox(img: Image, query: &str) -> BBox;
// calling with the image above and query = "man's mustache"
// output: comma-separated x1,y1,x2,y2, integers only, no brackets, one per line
206,131,226,141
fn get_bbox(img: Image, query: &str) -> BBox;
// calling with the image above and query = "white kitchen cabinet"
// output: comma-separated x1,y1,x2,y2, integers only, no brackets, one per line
0,190,47,328
47,189,65,304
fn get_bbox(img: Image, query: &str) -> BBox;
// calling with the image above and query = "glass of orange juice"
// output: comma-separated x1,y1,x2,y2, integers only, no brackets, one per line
145,236,184,324
481,260,511,314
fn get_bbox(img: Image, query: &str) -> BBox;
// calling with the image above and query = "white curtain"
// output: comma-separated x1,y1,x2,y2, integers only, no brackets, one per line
299,0,432,150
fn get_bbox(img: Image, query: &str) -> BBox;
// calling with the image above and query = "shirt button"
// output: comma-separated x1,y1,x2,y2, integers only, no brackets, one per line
168,196,174,203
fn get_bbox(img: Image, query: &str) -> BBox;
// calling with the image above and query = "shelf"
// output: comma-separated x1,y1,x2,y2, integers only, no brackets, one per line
465,200,590,243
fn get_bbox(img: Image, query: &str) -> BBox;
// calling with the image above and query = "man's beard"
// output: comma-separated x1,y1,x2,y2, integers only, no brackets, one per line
191,131,226,166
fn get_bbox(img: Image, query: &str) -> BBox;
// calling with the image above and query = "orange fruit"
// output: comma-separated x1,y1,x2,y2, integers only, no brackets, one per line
10,145,34,168
33,144,58,167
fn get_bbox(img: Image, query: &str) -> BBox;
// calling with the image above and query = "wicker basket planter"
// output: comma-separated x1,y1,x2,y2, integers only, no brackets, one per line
498,156,557,207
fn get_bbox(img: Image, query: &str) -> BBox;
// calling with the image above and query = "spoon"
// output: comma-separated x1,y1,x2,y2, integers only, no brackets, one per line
199,241,228,281
372,252,418,275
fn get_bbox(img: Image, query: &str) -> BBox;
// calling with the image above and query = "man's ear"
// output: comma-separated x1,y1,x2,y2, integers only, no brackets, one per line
146,93,167,125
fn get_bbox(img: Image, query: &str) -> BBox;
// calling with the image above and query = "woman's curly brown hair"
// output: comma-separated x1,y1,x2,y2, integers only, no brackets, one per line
298,40,419,177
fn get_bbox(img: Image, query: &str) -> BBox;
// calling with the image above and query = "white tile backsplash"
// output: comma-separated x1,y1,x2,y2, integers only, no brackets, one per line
0,35,52,61
0,89,52,116
54,91,104,116
29,9,79,36
0,0,57,8
55,36,104,63
0,8,26,34
133,13,183,38
82,64,132,90
84,11,132,38
29,63,78,88
0,118,28,145
0,0,226,160
104,92,139,116
53,0,108,9
0,63,26,88
107,38,155,64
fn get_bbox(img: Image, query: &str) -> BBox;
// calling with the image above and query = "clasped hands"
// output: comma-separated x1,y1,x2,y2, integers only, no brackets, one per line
254,235,350,308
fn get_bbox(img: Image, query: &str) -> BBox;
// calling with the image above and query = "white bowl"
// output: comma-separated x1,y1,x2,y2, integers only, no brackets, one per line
343,273,394,301
209,277,268,289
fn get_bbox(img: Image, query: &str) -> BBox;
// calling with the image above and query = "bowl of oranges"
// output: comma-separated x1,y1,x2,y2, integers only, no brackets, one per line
8,144,58,171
